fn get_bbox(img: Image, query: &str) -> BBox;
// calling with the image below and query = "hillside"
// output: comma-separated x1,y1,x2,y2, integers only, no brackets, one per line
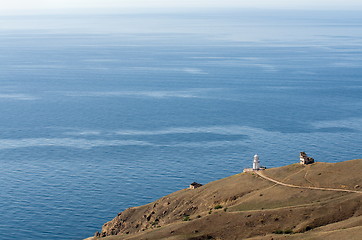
87,159,362,240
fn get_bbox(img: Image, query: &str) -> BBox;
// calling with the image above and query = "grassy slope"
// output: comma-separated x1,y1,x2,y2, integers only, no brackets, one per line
91,159,362,240
265,160,362,190
247,215,362,240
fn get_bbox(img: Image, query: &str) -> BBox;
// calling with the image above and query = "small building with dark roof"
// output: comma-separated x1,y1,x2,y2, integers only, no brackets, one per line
189,182,203,189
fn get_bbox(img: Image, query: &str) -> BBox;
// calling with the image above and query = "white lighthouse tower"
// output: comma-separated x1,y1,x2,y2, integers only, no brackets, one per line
243,154,265,173
253,154,260,170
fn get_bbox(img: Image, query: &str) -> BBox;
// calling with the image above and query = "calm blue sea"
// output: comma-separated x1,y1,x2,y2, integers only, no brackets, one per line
0,10,361,239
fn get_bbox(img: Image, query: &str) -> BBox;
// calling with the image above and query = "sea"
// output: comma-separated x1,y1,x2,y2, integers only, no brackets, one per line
0,10,361,239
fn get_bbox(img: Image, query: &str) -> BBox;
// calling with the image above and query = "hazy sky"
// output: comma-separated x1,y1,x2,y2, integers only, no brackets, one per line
1,0,362,13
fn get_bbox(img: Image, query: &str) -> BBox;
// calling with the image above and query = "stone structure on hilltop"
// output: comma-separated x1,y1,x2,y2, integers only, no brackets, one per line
300,152,314,165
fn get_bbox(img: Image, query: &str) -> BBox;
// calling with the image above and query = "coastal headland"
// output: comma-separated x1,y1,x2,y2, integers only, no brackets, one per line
87,159,362,240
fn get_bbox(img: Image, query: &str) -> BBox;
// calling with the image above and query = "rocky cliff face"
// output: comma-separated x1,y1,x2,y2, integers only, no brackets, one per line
95,173,271,237
92,159,362,240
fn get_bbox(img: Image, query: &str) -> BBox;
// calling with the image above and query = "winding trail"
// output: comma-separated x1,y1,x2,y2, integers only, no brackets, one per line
255,171,362,194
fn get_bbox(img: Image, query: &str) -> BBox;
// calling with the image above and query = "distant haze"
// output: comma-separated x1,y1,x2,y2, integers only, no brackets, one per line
2,0,362,14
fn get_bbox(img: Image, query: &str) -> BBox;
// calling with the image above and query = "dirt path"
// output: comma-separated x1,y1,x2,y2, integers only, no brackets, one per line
255,171,362,194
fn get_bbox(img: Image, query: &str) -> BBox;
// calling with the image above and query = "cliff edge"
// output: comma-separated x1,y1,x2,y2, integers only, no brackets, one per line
88,159,362,240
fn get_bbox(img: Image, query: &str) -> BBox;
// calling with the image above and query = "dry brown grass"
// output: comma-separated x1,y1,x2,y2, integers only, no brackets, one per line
265,160,362,190
89,159,362,240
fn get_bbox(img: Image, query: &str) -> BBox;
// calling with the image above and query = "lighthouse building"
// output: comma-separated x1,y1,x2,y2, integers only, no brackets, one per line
253,154,260,170
243,154,266,172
